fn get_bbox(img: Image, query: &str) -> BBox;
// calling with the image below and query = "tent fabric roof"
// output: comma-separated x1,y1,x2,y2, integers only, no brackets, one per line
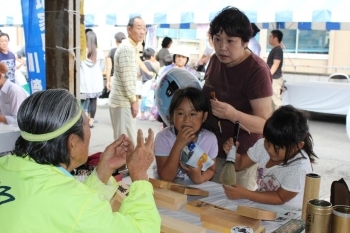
2,0,350,30
83,0,350,27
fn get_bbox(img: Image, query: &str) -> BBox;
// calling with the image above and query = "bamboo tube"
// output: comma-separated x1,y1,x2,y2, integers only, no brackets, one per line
301,173,321,220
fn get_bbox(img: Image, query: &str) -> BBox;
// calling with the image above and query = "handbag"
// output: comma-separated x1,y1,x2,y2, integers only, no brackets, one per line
330,178,350,206
99,86,110,99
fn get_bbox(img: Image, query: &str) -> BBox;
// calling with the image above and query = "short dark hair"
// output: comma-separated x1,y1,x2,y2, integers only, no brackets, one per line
0,32,10,41
163,54,173,66
14,89,85,168
85,28,93,34
161,37,172,48
251,23,260,37
127,16,142,27
271,30,283,43
263,105,318,165
143,48,155,59
209,6,252,43
114,32,126,43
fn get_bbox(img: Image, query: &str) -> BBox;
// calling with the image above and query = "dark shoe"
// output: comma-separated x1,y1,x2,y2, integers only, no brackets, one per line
89,124,94,128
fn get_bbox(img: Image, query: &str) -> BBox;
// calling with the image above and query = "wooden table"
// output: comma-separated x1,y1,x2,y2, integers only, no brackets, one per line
122,169,301,232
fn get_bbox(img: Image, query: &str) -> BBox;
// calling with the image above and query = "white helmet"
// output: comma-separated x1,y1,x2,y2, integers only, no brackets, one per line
172,47,190,65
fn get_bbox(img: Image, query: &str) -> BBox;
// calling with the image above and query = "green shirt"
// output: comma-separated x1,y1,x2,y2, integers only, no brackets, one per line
0,155,161,232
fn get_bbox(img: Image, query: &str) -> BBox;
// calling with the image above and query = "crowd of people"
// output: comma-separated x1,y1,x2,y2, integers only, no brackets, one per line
0,6,316,232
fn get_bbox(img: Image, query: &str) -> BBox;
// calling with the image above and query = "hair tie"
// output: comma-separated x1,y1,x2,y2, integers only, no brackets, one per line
20,102,82,142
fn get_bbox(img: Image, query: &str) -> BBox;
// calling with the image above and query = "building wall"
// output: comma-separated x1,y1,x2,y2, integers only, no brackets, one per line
260,29,350,76
327,30,350,75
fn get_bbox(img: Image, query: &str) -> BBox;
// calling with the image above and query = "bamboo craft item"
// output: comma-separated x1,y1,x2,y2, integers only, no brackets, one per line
236,205,277,220
301,173,321,220
109,181,130,212
186,200,229,215
149,178,176,189
169,185,209,196
272,219,305,233
160,214,207,233
200,207,261,232
149,178,209,196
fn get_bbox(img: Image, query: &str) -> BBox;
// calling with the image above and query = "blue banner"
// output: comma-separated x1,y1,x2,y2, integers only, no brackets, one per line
21,0,46,93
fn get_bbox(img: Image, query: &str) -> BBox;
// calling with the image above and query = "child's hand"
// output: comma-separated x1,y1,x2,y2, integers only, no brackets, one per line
175,126,196,148
223,139,240,155
180,162,203,184
223,184,248,199
223,138,234,154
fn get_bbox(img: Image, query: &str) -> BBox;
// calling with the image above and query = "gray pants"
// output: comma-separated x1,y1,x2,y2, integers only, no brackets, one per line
109,106,137,146
212,157,258,191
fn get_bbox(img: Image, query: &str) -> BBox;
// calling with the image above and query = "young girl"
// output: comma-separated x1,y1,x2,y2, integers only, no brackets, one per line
154,87,218,184
80,31,105,128
223,105,318,208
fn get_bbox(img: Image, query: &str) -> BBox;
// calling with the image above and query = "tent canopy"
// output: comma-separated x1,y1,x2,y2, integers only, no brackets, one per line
2,0,350,30
83,0,350,30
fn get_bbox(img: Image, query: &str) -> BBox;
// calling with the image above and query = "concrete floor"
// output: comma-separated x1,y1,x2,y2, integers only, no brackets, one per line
89,100,350,200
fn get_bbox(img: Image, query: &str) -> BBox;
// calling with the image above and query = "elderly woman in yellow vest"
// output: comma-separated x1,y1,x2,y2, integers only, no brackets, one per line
0,89,161,232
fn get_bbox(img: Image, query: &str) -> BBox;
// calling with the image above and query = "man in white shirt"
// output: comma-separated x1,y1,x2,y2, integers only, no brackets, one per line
0,62,28,126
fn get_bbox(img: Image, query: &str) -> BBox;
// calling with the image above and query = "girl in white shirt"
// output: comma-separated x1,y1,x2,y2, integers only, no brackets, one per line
223,105,318,208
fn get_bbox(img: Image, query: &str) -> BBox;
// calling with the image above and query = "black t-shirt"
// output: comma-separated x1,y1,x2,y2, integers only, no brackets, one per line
108,47,117,76
267,46,283,79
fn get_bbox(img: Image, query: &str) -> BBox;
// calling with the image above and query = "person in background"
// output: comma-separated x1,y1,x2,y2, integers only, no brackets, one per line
155,87,218,184
80,31,105,128
81,28,94,117
139,48,159,120
248,23,261,56
202,7,273,189
0,62,28,126
267,30,284,110
109,16,146,145
198,33,214,71
16,46,26,67
0,89,161,232
157,54,173,78
156,37,172,67
161,48,194,75
0,33,17,83
106,32,126,90
223,105,317,209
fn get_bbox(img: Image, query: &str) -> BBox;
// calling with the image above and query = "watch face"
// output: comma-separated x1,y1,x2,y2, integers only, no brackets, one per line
231,226,253,233
156,68,201,126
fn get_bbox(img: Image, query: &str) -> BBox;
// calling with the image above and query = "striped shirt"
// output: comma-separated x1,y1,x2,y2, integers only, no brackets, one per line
109,38,138,108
